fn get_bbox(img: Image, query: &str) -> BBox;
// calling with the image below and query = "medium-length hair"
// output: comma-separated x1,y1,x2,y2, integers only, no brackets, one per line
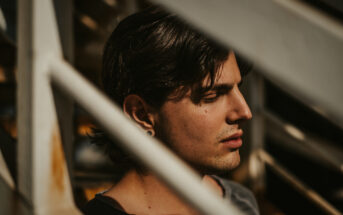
92,6,251,177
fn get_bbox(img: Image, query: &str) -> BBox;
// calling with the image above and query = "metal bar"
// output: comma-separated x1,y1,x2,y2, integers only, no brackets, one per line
0,148,14,189
49,58,244,215
258,150,342,215
17,0,34,202
52,0,75,185
274,0,343,39
17,0,80,214
262,109,343,173
248,72,266,191
0,174,32,215
0,0,17,43
150,0,343,129
53,0,74,63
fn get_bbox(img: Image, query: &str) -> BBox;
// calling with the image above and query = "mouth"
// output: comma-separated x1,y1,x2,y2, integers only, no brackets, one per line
220,130,243,149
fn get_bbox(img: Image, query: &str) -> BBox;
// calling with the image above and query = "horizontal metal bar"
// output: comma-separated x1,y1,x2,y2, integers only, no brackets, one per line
262,109,343,173
150,0,343,129
258,150,342,215
49,58,243,215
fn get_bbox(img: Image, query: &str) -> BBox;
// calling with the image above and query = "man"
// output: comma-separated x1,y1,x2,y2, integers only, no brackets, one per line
85,6,259,215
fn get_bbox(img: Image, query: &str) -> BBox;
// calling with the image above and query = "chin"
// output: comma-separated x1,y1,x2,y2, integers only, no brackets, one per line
192,156,241,176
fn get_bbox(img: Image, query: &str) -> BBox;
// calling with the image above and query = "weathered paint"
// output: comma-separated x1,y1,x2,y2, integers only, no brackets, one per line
50,126,65,193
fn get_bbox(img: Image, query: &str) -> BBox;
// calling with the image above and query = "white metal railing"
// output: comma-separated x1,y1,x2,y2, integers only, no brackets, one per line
0,0,339,214
151,0,343,129
50,58,244,215
257,150,342,215
151,0,343,213
263,109,343,173
13,0,245,214
0,149,14,189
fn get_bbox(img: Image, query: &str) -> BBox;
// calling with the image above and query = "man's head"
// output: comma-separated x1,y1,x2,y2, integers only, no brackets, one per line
96,7,252,176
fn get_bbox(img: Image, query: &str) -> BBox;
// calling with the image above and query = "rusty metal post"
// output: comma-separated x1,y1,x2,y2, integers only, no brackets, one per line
17,0,80,214
52,0,75,184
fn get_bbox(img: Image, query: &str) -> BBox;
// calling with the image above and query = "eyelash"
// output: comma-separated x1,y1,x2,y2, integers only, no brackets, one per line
202,91,226,103
200,84,239,103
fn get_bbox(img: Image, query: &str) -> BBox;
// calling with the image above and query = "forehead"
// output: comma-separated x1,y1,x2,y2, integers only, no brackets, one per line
165,51,241,103
203,51,241,87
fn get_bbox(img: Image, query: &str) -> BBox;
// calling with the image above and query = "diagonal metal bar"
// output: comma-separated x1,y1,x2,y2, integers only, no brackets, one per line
258,150,342,215
262,109,343,173
150,0,343,129
49,58,244,215
0,148,14,189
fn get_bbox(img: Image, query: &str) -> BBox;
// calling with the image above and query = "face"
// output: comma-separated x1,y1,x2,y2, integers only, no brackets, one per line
154,51,252,174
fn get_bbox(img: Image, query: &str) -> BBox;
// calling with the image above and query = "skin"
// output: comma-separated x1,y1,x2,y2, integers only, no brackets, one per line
154,51,252,174
104,51,252,214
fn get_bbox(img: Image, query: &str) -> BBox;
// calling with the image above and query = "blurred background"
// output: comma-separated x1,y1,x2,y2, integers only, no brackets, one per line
0,0,343,214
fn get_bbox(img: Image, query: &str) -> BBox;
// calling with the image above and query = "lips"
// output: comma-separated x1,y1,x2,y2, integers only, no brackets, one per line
220,130,243,149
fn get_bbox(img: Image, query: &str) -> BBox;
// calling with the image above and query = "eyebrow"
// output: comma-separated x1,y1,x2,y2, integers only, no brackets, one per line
210,79,243,91
210,84,232,92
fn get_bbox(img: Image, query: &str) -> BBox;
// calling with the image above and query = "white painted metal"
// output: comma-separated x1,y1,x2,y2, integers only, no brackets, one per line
52,0,75,183
0,176,31,215
150,0,343,129
258,150,342,215
49,58,244,215
53,0,74,63
13,0,342,213
0,7,6,32
17,0,34,201
0,148,14,189
17,0,80,214
263,109,343,173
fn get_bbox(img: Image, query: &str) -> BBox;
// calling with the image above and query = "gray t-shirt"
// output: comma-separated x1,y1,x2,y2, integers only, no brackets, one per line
212,175,260,215
84,176,260,215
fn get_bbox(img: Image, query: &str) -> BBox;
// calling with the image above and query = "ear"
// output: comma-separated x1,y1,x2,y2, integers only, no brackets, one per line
123,95,156,134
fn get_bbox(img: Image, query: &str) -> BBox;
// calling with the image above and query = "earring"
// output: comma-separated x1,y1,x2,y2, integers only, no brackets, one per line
147,130,153,136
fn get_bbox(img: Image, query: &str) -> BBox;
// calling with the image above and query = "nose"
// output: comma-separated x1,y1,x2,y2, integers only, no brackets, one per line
226,87,252,124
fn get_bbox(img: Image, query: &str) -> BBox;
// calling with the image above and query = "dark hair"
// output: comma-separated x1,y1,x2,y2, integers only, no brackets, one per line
101,7,230,108
92,7,251,177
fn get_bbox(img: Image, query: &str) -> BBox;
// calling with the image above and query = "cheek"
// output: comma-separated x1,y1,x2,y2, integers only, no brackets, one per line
198,103,225,127
177,106,222,143
157,100,226,150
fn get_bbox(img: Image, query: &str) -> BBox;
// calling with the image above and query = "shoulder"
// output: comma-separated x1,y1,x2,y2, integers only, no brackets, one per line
83,194,128,215
211,175,260,215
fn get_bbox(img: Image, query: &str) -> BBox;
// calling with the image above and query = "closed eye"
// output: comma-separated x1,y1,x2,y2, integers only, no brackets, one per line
201,87,230,103
202,92,221,103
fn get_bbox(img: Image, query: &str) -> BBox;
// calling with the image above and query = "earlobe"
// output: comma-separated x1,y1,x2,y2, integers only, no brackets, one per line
147,130,155,136
123,95,156,132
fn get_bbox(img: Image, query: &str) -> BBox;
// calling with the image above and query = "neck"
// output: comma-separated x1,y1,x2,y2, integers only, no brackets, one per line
104,170,223,214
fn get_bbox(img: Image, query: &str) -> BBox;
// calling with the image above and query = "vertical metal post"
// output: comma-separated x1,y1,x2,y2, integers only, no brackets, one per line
53,0,74,63
52,0,75,183
17,0,80,214
248,72,266,192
